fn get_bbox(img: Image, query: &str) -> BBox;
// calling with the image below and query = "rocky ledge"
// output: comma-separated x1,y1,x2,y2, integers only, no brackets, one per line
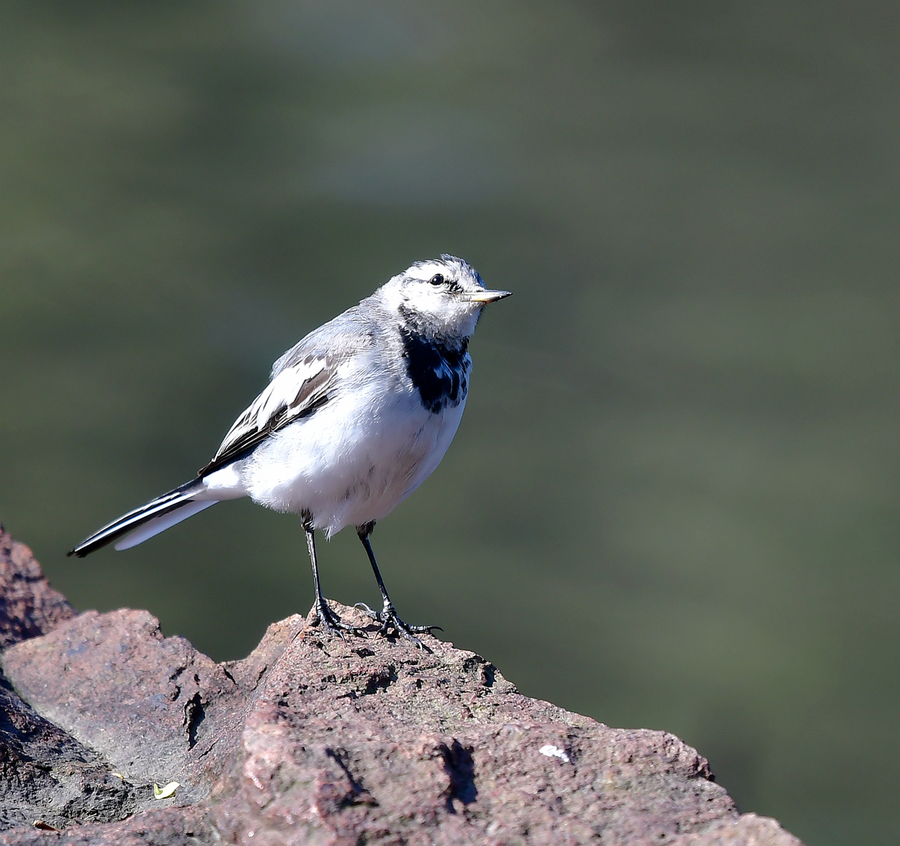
0,525,802,845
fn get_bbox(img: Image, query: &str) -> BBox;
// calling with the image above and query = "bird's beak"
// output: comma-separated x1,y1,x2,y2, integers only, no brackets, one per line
463,289,512,304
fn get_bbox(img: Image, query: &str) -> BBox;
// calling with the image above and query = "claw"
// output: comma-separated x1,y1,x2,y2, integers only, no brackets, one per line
308,598,366,639
354,602,441,650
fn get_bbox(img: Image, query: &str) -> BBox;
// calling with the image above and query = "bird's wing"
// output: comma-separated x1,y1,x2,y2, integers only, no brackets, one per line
197,352,345,477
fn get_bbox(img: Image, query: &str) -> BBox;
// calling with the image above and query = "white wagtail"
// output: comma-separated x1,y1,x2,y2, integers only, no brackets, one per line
69,255,510,646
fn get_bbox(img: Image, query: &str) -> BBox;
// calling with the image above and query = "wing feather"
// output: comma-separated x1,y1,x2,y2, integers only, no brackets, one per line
198,355,339,477
198,304,376,478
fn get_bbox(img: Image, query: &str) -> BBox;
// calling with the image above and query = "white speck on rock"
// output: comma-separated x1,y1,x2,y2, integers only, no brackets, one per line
539,744,570,763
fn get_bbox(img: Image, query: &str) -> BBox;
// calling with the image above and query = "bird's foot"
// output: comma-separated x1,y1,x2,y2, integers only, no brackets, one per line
307,598,365,639
355,601,442,650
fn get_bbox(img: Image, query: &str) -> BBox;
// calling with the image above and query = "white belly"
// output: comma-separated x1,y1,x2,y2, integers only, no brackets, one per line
228,378,466,536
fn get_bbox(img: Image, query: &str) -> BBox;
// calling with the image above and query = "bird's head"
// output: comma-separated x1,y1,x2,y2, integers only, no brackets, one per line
377,255,511,344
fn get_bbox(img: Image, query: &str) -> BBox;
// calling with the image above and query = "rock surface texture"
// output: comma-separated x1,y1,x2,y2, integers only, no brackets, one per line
0,525,803,845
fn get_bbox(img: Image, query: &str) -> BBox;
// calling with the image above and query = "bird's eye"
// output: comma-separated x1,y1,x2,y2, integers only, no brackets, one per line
429,274,445,286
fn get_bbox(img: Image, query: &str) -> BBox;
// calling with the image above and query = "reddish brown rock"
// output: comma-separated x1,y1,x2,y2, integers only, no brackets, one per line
0,527,803,845
3,608,245,806
0,524,76,650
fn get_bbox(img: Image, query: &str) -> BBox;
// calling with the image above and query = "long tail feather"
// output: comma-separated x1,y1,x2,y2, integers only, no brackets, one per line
68,482,216,558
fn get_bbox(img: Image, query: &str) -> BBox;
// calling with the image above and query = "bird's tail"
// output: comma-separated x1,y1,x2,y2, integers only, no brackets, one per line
68,480,217,558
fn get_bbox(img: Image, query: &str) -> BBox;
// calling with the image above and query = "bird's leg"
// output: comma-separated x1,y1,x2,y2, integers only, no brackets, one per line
354,522,442,649
303,518,360,636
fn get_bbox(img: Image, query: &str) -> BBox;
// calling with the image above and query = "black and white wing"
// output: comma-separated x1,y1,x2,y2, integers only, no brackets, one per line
197,352,343,477
197,302,376,478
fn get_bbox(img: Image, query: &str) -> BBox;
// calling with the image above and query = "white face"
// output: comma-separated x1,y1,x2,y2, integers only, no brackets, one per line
378,255,502,343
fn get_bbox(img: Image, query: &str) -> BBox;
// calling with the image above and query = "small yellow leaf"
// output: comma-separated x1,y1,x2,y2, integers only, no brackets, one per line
153,781,180,799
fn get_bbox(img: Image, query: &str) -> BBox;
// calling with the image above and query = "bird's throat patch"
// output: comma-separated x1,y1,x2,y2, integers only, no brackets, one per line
399,327,470,414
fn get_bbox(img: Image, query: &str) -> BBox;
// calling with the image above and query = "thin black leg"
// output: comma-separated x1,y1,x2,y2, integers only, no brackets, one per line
304,520,360,636
354,521,441,649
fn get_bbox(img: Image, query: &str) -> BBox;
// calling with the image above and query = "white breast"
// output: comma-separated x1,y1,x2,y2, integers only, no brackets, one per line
226,360,467,537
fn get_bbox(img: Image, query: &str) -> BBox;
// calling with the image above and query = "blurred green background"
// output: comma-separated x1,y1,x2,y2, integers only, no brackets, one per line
1,3,896,844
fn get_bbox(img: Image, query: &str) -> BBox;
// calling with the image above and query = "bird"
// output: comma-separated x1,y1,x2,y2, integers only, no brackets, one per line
69,255,510,646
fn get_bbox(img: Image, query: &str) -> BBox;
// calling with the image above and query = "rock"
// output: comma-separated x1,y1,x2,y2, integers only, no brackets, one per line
0,524,76,649
0,526,136,833
3,608,244,807
0,527,804,844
